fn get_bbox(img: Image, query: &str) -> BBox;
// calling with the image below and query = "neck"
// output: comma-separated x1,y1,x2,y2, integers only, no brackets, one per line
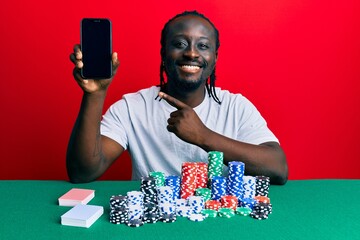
166,82,206,108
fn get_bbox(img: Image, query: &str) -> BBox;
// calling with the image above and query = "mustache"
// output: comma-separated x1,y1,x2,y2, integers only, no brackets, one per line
174,59,208,68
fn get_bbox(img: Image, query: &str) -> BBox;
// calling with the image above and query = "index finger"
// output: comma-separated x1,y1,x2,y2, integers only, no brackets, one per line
158,92,188,110
73,44,81,52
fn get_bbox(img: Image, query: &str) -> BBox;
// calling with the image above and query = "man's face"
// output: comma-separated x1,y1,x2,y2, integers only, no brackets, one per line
164,15,218,92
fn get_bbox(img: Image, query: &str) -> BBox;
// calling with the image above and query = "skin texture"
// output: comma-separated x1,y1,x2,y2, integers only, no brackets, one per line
67,15,288,185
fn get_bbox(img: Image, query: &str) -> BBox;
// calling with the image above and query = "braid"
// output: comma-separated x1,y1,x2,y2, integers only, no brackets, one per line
209,67,221,104
159,10,221,104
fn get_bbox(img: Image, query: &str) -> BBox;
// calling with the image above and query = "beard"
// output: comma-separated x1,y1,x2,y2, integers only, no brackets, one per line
165,60,212,93
171,73,206,92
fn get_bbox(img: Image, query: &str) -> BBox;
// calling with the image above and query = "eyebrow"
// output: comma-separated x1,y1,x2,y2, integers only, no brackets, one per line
172,34,210,41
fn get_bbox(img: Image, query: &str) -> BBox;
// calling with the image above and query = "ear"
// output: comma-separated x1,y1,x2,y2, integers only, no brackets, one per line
215,50,218,63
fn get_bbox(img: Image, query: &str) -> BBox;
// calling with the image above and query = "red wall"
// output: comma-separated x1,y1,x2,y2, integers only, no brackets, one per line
1,0,359,180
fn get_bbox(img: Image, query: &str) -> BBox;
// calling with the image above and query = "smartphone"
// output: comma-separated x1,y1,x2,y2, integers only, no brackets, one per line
81,18,112,79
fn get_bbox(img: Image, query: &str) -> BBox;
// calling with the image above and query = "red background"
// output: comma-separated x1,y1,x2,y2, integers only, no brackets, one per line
0,0,359,180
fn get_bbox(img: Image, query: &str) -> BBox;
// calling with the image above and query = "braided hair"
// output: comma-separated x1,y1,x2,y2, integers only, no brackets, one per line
159,10,221,104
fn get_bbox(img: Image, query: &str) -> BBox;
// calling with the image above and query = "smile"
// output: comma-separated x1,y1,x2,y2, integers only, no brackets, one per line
179,65,201,73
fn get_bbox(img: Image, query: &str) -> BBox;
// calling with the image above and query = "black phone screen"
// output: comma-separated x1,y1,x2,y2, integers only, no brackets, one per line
81,18,112,79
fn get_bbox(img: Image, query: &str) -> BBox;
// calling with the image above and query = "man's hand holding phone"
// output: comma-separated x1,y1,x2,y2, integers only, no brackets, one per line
70,44,120,94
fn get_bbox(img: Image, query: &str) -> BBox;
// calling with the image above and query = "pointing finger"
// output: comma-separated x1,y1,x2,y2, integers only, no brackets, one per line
158,92,188,110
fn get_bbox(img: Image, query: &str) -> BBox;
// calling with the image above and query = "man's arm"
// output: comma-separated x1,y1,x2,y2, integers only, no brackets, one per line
66,45,124,183
159,92,288,185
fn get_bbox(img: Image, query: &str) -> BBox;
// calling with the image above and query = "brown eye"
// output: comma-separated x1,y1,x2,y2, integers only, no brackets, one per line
198,43,209,50
173,40,188,49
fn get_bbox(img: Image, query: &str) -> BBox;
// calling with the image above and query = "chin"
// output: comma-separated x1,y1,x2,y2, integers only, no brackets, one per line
174,77,205,92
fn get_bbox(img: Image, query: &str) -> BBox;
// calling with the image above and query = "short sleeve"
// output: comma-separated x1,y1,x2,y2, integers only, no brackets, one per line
100,99,130,150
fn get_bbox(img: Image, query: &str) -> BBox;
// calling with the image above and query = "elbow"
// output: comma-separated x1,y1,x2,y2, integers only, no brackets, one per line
66,160,96,184
273,168,288,185
67,172,96,184
272,157,288,185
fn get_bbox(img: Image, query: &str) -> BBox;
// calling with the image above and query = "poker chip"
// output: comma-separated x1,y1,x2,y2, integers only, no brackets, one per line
195,162,208,188
143,212,159,223
180,162,198,199
227,161,245,201
243,176,256,199
211,176,227,200
205,200,221,211
218,208,235,218
255,176,270,197
141,177,158,205
208,151,224,186
110,195,128,209
189,213,206,222
159,213,177,223
176,206,192,217
254,196,271,204
195,188,211,202
127,219,144,227
165,175,181,200
201,209,217,218
250,211,269,220
235,207,252,216
149,171,165,187
220,195,238,210
188,196,205,214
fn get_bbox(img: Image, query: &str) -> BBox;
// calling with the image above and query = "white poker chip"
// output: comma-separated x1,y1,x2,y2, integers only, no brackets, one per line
188,213,205,222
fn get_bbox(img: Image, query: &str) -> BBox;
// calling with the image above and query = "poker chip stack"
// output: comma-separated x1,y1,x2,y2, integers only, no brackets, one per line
220,195,238,211
210,176,227,200
157,186,176,216
235,206,252,216
143,202,160,223
195,162,208,188
195,188,211,202
165,175,181,200
242,176,256,199
174,198,192,217
227,161,245,202
218,207,235,218
109,195,129,224
205,200,221,211
187,196,205,214
176,205,193,217
140,176,158,205
207,151,224,186
255,176,270,197
180,162,198,199
108,151,275,226
127,191,144,224
250,201,272,220
149,171,165,187
239,197,256,209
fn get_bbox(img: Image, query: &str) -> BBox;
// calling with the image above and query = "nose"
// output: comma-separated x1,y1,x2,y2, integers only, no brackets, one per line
183,44,199,59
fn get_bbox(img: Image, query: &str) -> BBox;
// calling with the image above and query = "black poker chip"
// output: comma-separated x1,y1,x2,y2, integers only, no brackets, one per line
159,213,176,223
127,219,144,227
250,212,269,220
143,213,159,223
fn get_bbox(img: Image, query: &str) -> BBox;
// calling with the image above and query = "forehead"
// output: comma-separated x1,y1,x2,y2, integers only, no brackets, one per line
166,15,216,41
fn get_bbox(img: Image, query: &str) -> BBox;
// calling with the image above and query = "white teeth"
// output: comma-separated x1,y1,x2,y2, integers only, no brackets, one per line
181,65,200,70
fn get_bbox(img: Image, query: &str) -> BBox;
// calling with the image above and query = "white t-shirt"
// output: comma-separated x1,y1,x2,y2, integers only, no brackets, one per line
101,86,278,180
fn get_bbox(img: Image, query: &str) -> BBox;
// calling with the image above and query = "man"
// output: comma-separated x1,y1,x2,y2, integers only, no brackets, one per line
68,11,288,185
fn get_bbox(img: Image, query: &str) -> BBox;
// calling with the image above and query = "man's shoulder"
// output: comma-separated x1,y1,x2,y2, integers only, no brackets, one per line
122,86,160,100
214,87,246,103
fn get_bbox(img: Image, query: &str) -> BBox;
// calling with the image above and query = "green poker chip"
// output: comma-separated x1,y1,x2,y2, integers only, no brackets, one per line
201,209,217,218
218,208,235,218
236,207,252,216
